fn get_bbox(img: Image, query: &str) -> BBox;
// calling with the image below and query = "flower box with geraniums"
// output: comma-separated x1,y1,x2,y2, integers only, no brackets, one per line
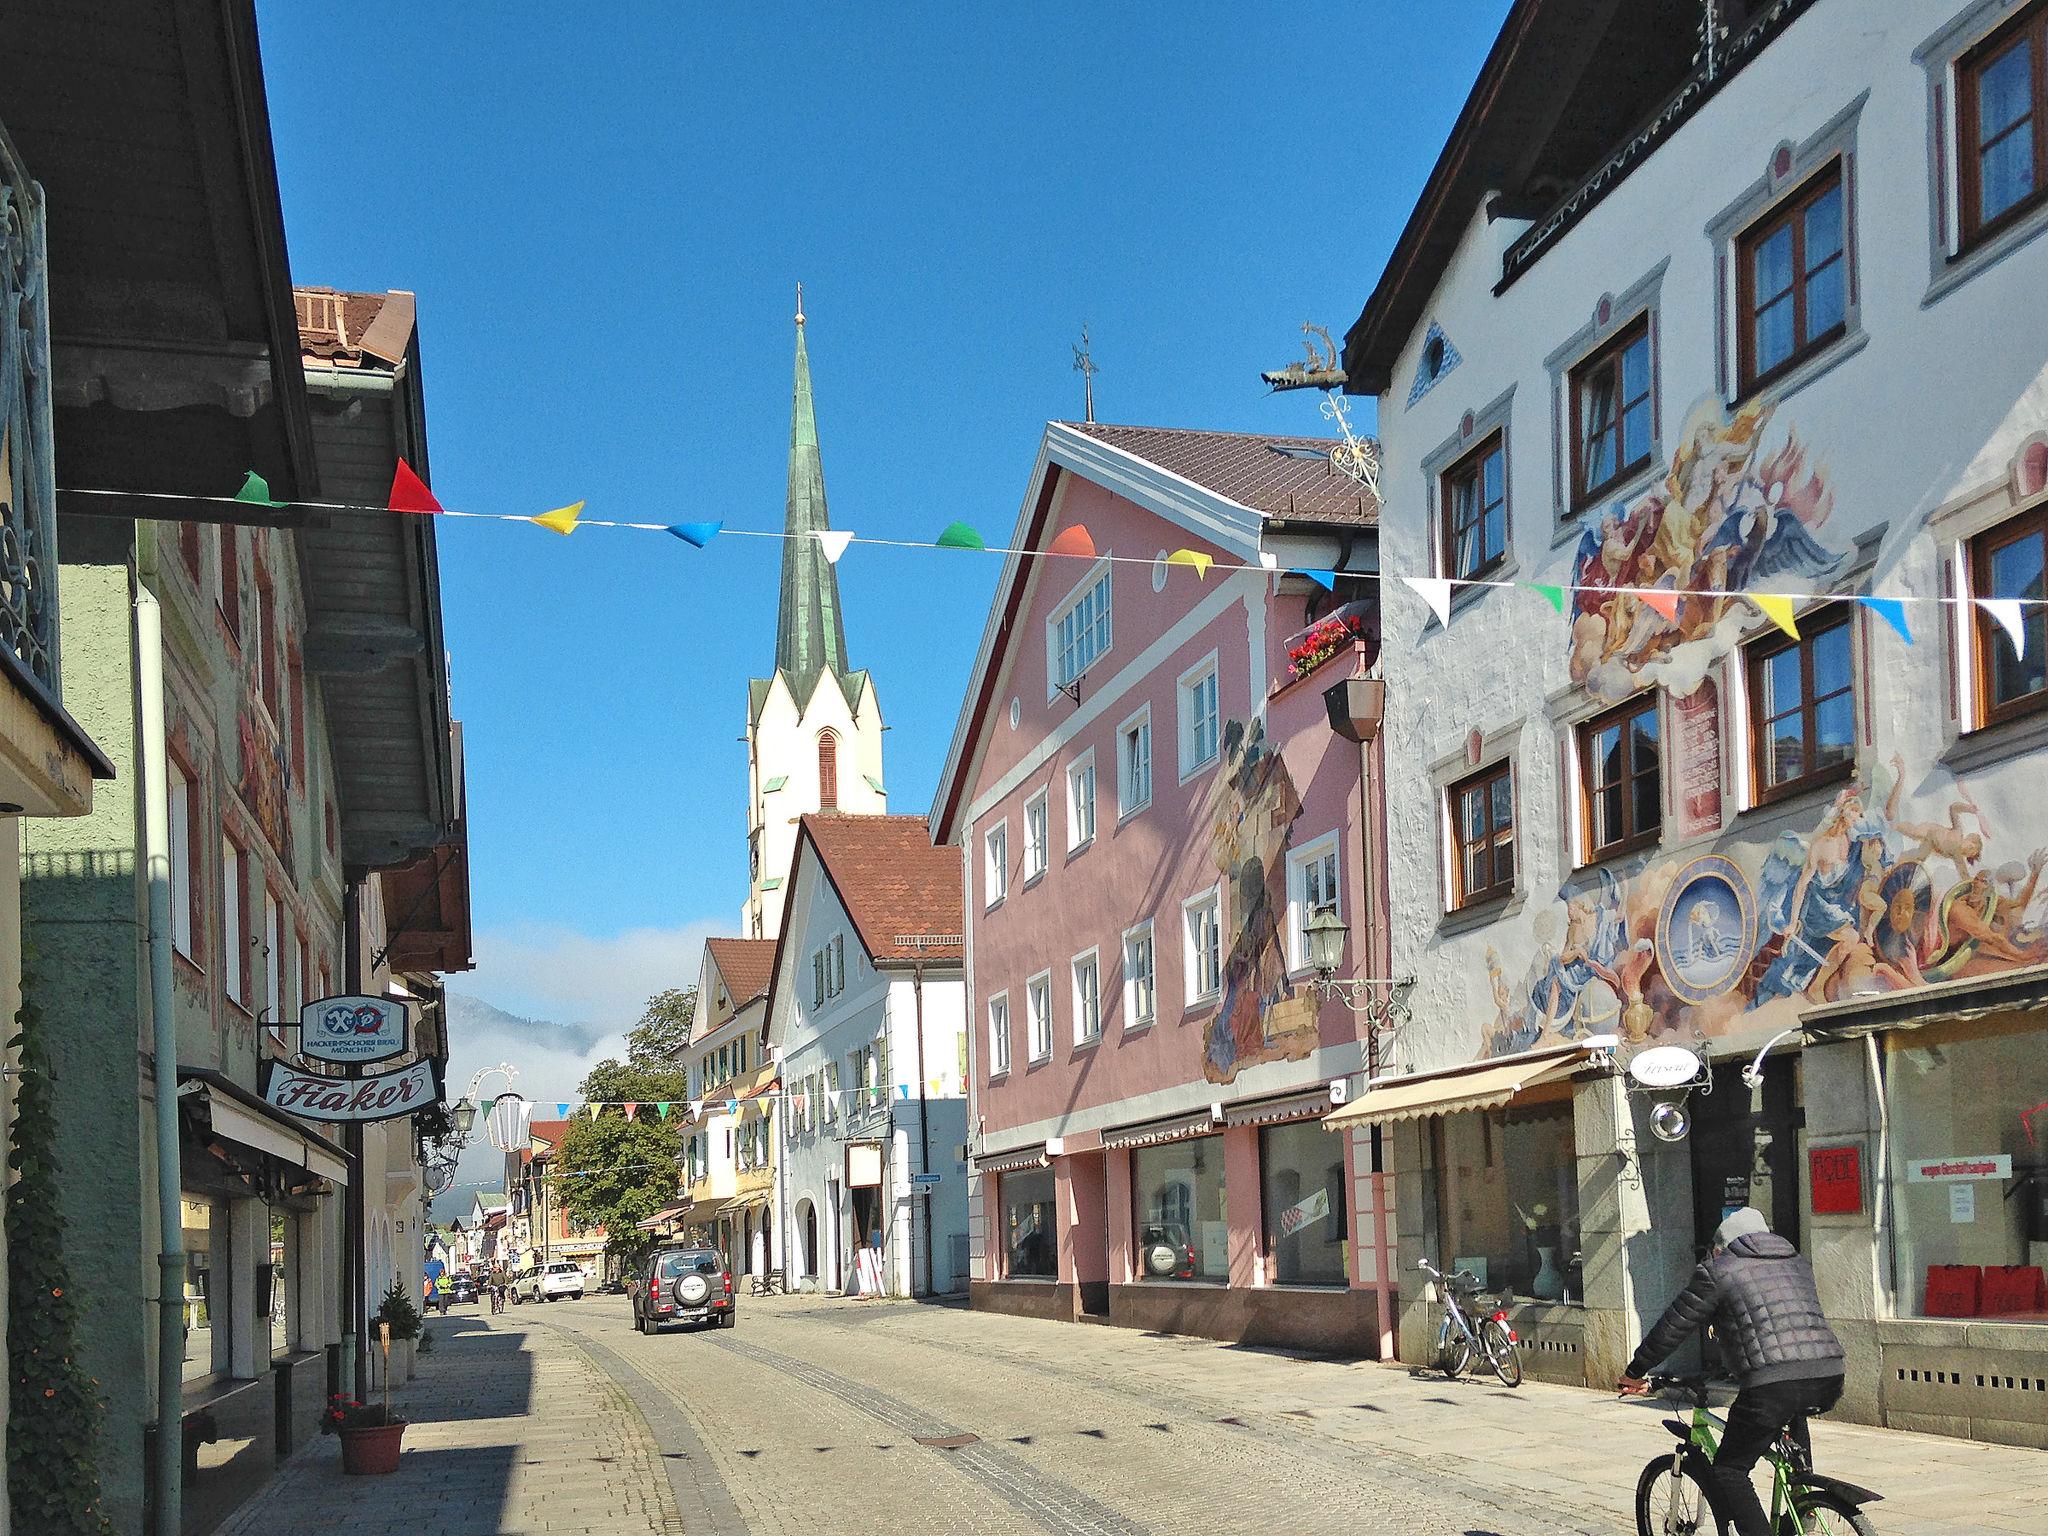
1284,599,1374,681
323,1395,407,1474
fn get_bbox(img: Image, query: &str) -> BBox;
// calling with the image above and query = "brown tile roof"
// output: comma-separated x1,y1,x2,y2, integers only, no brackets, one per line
706,938,778,1009
527,1118,571,1150
294,286,416,367
1061,422,1379,527
802,814,963,963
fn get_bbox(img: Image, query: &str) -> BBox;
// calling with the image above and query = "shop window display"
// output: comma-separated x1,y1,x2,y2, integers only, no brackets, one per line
1001,1167,1057,1279
1133,1136,1229,1281
1887,1017,2048,1320
1260,1120,1348,1285
1426,1095,1582,1303
181,1197,220,1382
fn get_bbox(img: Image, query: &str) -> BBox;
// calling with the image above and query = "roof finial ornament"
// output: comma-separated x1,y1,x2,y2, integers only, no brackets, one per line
1072,323,1098,424
795,281,805,327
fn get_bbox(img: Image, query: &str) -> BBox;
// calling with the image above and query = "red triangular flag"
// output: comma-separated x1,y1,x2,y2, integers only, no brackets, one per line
1048,524,1096,560
388,459,442,514
1638,589,1680,624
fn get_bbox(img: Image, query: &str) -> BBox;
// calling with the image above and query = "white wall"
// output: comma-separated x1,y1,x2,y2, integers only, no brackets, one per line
744,669,886,938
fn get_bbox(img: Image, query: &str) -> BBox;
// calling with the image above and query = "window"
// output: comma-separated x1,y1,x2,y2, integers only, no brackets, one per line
1026,972,1053,1062
1260,1120,1348,1286
1122,923,1156,1030
1071,951,1100,1045
817,730,839,811
263,889,282,1023
831,934,846,994
1023,790,1050,880
1745,605,1854,803
168,757,197,962
988,993,1012,1076
216,527,241,641
1737,163,1846,392
287,649,306,785
180,521,202,581
1424,1091,1582,1303
812,949,826,1006
1441,433,1507,581
222,836,247,1009
1178,654,1219,779
1118,707,1152,816
1448,762,1516,908
1885,1014,2048,1319
1001,1167,1056,1278
1970,504,2047,725
295,929,309,1022
1959,2,2048,246
810,936,847,1005
1285,836,1340,973
984,821,1009,906
1578,695,1662,860
1050,563,1112,692
1133,1137,1227,1282
1066,752,1096,850
1183,887,1222,1004
1570,319,1653,506
255,564,280,720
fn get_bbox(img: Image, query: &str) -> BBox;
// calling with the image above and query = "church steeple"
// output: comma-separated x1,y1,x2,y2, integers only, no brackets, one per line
774,288,851,708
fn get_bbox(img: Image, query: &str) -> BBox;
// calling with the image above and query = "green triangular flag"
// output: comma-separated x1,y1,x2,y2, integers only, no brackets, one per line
935,520,986,551
235,470,284,508
1528,582,1566,615
658,1101,672,1118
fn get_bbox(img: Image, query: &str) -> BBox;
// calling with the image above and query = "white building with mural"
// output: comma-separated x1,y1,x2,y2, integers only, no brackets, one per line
1328,0,2048,1443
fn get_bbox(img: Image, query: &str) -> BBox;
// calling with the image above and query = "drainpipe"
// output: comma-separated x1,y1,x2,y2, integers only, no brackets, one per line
1358,720,1396,1362
136,572,185,1536
911,962,933,1299
343,883,368,1400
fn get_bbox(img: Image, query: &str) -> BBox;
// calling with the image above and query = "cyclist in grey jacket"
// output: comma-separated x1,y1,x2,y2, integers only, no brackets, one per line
1618,1207,1845,1536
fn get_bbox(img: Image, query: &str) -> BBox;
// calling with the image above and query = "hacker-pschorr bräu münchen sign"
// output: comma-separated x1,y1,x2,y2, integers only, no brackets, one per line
261,1057,439,1123
298,994,410,1067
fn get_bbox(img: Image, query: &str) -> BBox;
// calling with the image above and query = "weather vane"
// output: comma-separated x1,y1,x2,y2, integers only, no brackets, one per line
1261,322,1379,497
1072,324,1098,424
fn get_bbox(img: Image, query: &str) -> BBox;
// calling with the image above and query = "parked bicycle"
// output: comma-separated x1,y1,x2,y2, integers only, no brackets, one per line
1416,1257,1522,1387
1634,1373,1880,1536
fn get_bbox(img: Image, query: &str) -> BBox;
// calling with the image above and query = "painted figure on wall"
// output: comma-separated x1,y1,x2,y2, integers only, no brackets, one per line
1480,753,2048,1060
1567,397,1845,704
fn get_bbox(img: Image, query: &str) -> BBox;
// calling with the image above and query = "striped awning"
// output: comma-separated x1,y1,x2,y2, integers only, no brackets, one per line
975,1143,1050,1176
1322,1047,1590,1131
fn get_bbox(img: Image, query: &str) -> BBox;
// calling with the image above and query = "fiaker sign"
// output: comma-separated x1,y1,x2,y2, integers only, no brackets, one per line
262,1059,437,1123
298,994,410,1067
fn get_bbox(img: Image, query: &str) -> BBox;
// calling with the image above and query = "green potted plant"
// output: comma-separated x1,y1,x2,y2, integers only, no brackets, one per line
373,1280,423,1389
322,1394,406,1475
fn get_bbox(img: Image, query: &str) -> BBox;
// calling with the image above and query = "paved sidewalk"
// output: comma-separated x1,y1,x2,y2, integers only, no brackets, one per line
214,1311,680,1536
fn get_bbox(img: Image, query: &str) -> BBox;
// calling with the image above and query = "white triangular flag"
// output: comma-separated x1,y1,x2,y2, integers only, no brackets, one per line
1402,574,1454,628
1978,597,2028,662
815,529,853,564
1258,551,1279,571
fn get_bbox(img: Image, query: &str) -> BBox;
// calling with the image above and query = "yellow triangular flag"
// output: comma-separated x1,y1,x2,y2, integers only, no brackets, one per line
530,501,585,536
1165,548,1214,581
1751,593,1799,640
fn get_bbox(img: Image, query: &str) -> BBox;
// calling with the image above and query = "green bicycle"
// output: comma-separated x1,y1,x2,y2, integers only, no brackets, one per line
1634,1374,1881,1536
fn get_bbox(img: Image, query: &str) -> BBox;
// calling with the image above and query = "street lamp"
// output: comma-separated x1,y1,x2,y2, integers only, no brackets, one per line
452,1097,478,1140
1302,906,1415,1040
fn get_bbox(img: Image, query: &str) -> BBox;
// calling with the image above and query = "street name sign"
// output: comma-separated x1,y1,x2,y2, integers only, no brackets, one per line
298,994,411,1067
909,1172,943,1187
262,1058,437,1123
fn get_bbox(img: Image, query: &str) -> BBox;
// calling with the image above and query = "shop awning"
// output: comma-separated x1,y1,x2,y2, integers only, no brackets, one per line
1223,1087,1335,1129
1802,960,2048,1039
975,1143,1049,1175
1103,1109,1215,1150
180,1070,351,1184
718,1194,768,1214
636,1205,686,1232
1322,1046,1591,1131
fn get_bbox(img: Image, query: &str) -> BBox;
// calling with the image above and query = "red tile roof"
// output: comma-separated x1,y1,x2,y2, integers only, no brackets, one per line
706,937,778,1009
1062,422,1379,527
801,814,962,963
526,1118,570,1151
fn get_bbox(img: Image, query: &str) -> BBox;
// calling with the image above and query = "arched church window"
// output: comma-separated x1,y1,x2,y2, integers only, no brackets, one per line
818,730,839,810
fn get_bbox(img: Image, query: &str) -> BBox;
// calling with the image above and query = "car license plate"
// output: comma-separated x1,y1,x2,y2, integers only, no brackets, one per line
681,1307,708,1320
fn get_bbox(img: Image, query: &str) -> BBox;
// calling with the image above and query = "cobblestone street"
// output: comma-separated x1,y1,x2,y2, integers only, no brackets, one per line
224,1291,2048,1536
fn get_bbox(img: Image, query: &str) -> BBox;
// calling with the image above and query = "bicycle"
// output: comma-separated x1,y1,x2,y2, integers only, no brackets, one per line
1633,1374,1881,1535
1416,1258,1522,1387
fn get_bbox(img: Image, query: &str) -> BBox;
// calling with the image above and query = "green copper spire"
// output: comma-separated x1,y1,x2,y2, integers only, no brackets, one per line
774,287,852,707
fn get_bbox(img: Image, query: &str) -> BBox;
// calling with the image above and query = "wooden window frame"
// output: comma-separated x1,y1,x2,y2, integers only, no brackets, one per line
1448,761,1516,910
222,833,250,1012
1969,501,2048,727
1568,317,1654,509
217,526,242,643
1440,432,1508,582
817,729,839,811
168,752,202,967
255,562,280,722
1744,604,1856,807
1958,0,2048,251
1736,161,1849,396
1577,694,1663,863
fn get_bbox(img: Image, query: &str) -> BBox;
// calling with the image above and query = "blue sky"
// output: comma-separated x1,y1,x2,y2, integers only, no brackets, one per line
258,2,1509,1033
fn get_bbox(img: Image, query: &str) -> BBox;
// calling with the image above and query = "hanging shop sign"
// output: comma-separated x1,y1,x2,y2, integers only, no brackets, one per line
298,994,411,1067
1807,1145,1863,1215
846,1142,883,1189
262,1058,438,1123
1627,1045,1705,1090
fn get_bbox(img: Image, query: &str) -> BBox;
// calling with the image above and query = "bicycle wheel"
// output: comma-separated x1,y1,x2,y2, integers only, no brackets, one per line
1634,1456,1725,1536
1786,1488,1878,1536
1437,1317,1473,1378
1480,1318,1523,1387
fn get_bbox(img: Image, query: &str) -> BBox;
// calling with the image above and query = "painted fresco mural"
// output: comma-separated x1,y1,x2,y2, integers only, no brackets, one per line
1480,752,2048,1059
1569,396,1845,704
1201,717,1321,1083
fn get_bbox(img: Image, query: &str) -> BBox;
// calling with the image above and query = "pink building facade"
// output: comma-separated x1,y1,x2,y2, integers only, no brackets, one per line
930,423,1396,1354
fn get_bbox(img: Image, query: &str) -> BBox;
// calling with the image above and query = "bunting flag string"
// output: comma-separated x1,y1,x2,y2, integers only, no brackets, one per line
1401,574,1453,629
1750,593,1800,641
934,520,986,550
530,500,584,536
1978,597,2029,662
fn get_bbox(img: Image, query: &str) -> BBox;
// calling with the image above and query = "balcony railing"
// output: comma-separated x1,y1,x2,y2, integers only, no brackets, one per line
0,123,60,701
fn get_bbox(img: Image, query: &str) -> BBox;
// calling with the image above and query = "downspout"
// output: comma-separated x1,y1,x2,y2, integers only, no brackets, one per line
1359,707,1396,1361
912,962,933,1299
136,570,184,1536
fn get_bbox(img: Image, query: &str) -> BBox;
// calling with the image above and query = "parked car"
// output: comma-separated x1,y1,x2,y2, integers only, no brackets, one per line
632,1246,735,1334
450,1272,478,1305
513,1260,586,1303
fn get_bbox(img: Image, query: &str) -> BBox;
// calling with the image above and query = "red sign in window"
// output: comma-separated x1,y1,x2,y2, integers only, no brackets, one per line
1809,1144,1863,1215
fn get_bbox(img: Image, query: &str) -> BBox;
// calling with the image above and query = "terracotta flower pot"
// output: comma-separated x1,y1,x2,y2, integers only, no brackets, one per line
339,1421,406,1475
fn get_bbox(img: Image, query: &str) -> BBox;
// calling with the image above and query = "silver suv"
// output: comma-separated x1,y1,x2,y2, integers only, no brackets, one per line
633,1247,734,1334
514,1259,585,1303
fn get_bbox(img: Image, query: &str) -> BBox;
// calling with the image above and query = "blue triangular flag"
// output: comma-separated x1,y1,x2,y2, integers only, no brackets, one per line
557,1102,571,1119
1299,569,1338,591
668,521,722,548
1859,595,1912,645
